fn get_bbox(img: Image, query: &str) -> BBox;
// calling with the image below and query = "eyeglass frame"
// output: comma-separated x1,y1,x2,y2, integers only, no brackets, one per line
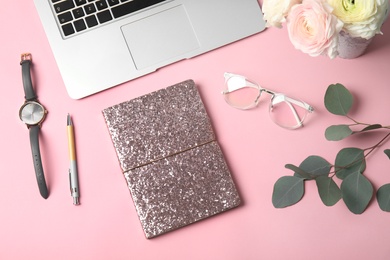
222,72,314,129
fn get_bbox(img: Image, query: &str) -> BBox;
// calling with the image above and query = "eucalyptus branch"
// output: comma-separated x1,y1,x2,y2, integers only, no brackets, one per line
328,131,390,177
272,83,390,214
363,131,390,156
345,115,365,125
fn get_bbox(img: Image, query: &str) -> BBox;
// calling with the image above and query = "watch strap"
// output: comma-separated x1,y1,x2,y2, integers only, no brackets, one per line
29,125,49,199
21,59,37,101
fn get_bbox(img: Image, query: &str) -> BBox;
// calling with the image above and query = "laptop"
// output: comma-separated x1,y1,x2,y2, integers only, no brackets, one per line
34,0,265,99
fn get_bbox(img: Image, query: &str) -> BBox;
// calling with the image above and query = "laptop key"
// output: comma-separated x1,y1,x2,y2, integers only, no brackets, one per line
85,15,99,27
75,0,87,6
84,3,97,14
112,0,166,19
62,23,75,36
96,0,108,10
58,11,73,24
54,0,75,13
74,19,87,32
97,10,113,23
107,0,120,6
73,7,85,19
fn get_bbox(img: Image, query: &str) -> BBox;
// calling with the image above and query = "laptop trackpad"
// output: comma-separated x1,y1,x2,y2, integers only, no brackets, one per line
121,5,200,70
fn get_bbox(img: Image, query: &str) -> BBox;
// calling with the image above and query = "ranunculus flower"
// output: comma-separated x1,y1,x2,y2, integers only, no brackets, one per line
263,0,302,28
287,0,344,58
327,0,389,39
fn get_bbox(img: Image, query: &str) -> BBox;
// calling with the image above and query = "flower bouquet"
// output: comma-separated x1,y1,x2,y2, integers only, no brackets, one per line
262,0,389,58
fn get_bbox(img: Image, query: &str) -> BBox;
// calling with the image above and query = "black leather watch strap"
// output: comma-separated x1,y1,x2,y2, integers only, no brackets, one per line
29,125,49,199
21,59,37,101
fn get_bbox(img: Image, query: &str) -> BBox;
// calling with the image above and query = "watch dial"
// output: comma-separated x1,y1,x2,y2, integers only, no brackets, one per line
20,101,45,125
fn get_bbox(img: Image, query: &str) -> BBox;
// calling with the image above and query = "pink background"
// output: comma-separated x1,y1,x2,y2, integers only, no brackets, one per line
2,1,390,259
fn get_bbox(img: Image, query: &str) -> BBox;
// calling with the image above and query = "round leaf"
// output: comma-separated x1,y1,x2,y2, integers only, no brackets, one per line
299,156,331,178
324,83,353,116
325,125,353,141
272,176,304,208
384,149,390,160
341,172,373,214
361,124,382,132
377,184,390,212
335,148,366,179
316,176,342,206
285,164,312,179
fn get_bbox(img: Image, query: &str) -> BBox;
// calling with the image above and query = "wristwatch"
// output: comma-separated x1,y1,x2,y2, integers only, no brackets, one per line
18,53,49,199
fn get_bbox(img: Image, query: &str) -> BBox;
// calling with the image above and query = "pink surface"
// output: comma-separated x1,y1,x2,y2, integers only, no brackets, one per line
2,1,390,259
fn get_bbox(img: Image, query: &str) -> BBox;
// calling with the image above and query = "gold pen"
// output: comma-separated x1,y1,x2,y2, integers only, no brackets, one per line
67,114,80,205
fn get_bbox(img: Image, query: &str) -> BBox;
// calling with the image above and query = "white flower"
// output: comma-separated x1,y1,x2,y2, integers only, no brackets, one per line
263,0,303,28
327,0,389,39
287,0,343,59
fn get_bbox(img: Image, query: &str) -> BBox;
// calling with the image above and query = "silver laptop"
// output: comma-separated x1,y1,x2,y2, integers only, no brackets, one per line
34,0,265,99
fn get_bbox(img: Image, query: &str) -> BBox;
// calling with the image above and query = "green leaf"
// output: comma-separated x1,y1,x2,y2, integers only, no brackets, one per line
361,124,382,132
272,176,304,208
285,164,312,179
324,83,353,116
298,156,331,178
341,172,373,214
325,125,353,141
377,184,390,212
384,149,390,159
316,176,342,206
335,148,366,179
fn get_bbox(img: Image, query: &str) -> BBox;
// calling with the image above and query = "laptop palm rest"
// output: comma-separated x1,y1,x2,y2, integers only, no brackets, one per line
121,5,200,70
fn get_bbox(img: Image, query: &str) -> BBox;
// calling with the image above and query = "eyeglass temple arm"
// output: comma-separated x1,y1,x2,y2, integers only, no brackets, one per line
260,87,314,113
287,101,304,127
271,95,314,127
283,96,314,113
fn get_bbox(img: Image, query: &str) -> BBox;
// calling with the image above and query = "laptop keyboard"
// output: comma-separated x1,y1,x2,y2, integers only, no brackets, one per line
51,0,167,37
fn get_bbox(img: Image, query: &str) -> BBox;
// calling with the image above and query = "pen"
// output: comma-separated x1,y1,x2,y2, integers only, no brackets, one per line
67,114,80,205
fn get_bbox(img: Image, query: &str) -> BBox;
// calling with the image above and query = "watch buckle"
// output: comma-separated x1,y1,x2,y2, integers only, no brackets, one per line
20,53,32,64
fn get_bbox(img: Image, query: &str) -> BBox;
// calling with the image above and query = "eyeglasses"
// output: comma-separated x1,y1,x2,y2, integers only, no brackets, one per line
222,73,314,129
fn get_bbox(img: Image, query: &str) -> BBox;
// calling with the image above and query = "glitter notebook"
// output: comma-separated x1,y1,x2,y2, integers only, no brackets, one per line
102,80,240,238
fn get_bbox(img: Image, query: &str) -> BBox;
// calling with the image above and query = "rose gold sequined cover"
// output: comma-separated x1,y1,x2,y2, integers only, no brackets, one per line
103,80,240,238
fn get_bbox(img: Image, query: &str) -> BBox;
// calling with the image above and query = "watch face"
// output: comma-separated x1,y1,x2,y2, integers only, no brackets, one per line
19,101,46,125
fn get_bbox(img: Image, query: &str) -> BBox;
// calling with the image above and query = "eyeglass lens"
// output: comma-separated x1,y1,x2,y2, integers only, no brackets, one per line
223,86,260,109
269,95,308,129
